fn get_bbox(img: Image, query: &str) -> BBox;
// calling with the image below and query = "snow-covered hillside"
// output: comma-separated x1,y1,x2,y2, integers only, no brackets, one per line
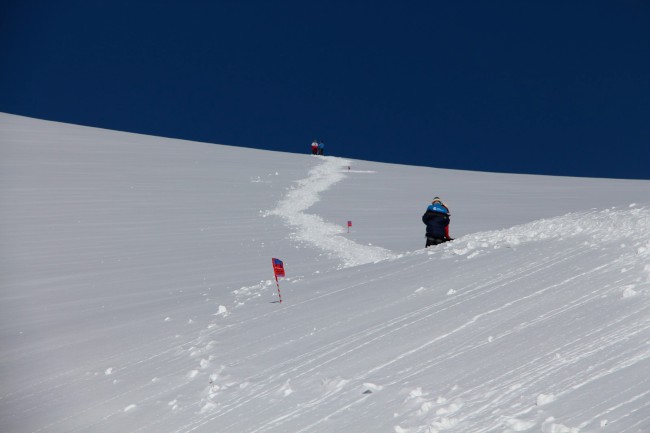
1,113,650,433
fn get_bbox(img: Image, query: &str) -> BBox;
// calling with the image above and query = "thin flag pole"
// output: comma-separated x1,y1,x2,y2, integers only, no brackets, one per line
275,274,282,303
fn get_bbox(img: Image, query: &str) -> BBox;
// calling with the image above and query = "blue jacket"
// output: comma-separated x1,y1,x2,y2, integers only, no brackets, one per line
422,203,450,238
427,202,449,215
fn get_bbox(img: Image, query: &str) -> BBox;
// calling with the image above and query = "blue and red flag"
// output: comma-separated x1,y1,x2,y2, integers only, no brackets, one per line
272,258,285,278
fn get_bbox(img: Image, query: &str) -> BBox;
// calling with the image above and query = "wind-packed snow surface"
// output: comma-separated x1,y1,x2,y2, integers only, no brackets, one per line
2,113,650,433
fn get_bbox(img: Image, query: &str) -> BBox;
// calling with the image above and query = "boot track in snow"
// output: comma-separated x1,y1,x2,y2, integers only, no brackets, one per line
268,156,396,268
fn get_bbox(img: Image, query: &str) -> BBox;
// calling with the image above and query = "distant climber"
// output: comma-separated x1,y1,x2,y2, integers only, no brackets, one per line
422,197,452,247
318,141,325,156
311,140,319,155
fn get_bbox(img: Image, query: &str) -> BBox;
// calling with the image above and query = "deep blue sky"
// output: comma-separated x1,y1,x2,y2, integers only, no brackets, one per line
1,1,649,179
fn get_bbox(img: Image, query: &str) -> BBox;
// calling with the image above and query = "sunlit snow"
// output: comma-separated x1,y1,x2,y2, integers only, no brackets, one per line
1,113,650,433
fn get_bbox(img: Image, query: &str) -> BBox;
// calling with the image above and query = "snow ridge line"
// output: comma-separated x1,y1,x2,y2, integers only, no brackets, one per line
437,206,650,267
267,156,396,268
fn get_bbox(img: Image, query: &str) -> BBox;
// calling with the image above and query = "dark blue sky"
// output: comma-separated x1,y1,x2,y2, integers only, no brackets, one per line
2,1,649,179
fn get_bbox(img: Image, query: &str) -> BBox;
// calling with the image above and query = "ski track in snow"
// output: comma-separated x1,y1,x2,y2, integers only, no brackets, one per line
165,207,650,433
37,203,649,433
267,156,397,267
8,198,650,433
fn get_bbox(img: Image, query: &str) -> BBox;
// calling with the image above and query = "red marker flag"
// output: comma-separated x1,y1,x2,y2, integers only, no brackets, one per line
272,258,285,303
272,258,285,278
347,220,352,233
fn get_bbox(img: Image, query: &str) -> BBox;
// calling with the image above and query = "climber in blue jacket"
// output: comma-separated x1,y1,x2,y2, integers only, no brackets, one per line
422,197,452,247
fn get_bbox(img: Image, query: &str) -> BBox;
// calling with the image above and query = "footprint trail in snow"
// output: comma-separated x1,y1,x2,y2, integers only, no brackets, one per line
268,156,397,268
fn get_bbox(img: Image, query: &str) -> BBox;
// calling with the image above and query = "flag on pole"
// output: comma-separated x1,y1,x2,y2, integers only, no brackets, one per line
272,258,285,278
272,258,285,303
347,220,352,233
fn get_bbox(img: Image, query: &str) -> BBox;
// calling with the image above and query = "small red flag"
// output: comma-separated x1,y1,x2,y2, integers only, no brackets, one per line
272,258,285,278
347,221,352,227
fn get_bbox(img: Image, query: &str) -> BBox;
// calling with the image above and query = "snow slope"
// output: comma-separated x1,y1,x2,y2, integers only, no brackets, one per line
1,113,650,433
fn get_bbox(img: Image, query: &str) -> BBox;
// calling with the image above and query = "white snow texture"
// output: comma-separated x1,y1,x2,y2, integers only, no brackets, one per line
1,112,650,433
